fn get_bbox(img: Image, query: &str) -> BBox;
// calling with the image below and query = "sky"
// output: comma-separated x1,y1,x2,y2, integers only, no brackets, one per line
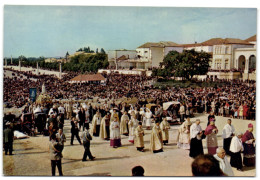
3,5,257,58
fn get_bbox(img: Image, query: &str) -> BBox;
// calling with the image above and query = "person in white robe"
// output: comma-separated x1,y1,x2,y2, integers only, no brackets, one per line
189,119,204,158
99,114,108,140
139,108,145,127
120,111,129,135
145,108,153,130
160,118,170,145
134,122,144,152
222,119,235,155
177,117,192,149
213,147,234,176
230,132,244,171
150,120,163,153
92,111,102,137
128,114,138,143
110,118,121,148
110,109,119,123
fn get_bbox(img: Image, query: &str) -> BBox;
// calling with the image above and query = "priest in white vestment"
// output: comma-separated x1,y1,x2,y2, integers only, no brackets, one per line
213,147,234,176
189,119,204,158
120,111,129,135
230,132,244,171
222,119,235,155
150,120,163,153
110,118,121,148
128,114,138,143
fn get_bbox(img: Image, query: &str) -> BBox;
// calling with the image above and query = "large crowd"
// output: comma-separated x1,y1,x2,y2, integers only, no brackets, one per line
4,68,256,121
3,67,256,176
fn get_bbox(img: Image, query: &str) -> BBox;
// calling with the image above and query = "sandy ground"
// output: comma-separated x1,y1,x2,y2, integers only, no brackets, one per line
5,65,66,78
3,113,256,177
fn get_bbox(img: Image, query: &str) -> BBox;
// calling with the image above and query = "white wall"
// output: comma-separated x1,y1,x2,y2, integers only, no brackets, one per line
150,47,164,68
107,50,136,60
164,47,183,56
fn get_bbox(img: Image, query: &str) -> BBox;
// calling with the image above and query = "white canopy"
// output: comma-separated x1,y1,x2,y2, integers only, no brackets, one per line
163,101,180,110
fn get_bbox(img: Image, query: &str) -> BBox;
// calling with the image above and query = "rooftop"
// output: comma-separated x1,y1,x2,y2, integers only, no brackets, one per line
245,35,256,42
138,41,180,48
69,74,105,82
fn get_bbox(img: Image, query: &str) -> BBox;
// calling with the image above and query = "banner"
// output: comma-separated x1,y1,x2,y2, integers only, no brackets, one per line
29,88,37,102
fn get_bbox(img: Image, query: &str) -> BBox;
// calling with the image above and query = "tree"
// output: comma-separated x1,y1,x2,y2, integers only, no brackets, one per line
77,48,83,52
96,48,99,53
100,48,106,54
157,49,211,80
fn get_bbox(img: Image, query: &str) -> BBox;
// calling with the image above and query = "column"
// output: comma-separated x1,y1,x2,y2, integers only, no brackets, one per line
19,60,21,71
59,63,62,79
244,59,249,73
36,62,39,75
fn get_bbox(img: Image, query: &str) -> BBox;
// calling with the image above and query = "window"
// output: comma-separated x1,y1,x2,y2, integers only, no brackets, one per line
144,51,148,53
225,47,229,54
225,59,229,69
215,59,222,69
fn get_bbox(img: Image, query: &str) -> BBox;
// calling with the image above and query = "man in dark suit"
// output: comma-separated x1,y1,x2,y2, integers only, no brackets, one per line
78,107,85,131
81,129,95,161
3,122,14,155
70,118,82,145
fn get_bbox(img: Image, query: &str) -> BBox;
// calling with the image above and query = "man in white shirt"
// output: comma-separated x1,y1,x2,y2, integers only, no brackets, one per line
230,132,244,171
222,119,235,155
189,119,204,158
214,147,234,176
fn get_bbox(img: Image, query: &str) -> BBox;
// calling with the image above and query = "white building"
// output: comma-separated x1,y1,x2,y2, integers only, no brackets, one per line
102,35,256,80
107,49,137,69
134,41,183,69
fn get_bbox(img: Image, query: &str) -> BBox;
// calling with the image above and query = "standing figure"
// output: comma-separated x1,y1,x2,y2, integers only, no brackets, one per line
242,123,255,167
150,120,163,153
120,111,129,135
160,118,170,145
3,122,14,155
100,113,110,140
205,118,218,155
222,119,235,155
49,134,63,176
177,117,192,149
128,114,138,143
179,103,185,123
70,118,82,145
110,118,121,148
92,111,102,137
238,104,243,119
134,122,144,152
78,107,85,131
189,119,204,158
58,104,65,129
145,108,153,130
84,107,90,130
230,132,244,171
81,129,95,161
56,128,66,151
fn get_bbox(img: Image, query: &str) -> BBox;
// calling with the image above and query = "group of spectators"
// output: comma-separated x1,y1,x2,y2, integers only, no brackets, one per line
4,68,256,121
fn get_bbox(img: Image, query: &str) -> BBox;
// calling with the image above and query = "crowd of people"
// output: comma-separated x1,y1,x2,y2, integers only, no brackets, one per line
3,67,256,176
4,68,256,121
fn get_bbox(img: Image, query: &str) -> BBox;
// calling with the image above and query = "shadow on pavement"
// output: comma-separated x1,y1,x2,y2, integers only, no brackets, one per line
84,172,111,176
